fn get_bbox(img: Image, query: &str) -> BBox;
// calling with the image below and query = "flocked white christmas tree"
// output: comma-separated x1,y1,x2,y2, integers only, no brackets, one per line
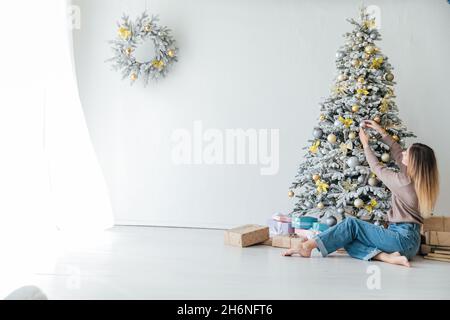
289,7,415,225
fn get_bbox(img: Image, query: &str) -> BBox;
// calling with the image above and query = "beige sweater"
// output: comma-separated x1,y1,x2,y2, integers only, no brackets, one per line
363,134,423,224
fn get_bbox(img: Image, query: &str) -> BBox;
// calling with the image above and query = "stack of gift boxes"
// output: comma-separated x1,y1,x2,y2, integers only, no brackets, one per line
420,216,450,263
224,213,335,249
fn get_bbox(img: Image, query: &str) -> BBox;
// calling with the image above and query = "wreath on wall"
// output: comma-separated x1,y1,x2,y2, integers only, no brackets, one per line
107,12,178,86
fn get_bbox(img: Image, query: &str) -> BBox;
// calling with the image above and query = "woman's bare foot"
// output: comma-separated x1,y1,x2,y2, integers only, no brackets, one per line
388,252,411,267
281,241,314,258
374,251,410,267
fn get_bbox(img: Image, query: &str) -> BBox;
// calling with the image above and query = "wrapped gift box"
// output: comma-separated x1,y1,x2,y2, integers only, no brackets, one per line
294,228,320,239
291,215,318,229
422,216,450,234
224,224,269,247
272,213,292,223
311,222,329,232
425,231,450,246
272,234,304,248
267,219,294,237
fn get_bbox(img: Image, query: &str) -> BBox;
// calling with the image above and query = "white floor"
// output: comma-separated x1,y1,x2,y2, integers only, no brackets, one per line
10,226,450,299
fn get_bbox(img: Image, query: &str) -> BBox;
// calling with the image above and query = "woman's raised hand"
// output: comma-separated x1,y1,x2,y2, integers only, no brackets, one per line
362,120,387,136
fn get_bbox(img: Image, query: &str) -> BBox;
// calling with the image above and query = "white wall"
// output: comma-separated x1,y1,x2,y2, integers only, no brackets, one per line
73,0,450,228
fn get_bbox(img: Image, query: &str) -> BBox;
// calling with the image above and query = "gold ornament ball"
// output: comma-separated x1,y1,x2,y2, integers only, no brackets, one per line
352,104,360,112
354,198,364,208
381,153,390,162
327,134,337,144
368,177,378,186
144,24,152,32
352,59,361,68
167,49,175,58
348,132,356,140
357,76,365,83
364,45,375,55
288,190,295,198
319,114,326,121
312,174,320,181
392,135,400,142
130,73,138,81
125,47,133,55
373,116,381,124
317,202,325,209
384,73,394,81
337,74,348,82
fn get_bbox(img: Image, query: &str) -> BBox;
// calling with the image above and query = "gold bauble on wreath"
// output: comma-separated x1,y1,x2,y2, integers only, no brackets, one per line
352,104,359,112
288,190,295,198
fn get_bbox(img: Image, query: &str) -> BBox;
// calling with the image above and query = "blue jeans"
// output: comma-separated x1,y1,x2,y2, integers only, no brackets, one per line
313,217,421,261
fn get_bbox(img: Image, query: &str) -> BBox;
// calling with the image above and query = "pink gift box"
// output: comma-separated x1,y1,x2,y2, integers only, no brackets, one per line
294,228,319,240
272,213,292,223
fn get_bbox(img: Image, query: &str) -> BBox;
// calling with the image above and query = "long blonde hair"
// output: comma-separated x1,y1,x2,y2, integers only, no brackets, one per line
406,143,440,218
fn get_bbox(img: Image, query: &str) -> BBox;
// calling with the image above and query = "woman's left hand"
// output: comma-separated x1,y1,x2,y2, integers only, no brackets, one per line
359,128,369,147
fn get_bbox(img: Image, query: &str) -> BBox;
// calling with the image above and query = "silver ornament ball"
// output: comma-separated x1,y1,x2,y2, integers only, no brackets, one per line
326,216,338,227
313,128,323,139
347,156,360,168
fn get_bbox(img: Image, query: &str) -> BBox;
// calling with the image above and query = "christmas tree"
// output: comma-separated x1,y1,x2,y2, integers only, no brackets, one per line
289,7,415,225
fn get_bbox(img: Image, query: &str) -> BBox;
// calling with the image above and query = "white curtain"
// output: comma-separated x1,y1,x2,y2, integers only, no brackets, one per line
0,0,113,297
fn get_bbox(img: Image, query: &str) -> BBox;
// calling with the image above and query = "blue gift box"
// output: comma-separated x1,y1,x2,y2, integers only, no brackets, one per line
311,222,329,232
291,215,318,230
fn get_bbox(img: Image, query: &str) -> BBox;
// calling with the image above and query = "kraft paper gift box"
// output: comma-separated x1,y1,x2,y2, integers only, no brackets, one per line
272,234,304,248
425,231,450,247
422,216,450,234
224,224,269,247
267,219,294,237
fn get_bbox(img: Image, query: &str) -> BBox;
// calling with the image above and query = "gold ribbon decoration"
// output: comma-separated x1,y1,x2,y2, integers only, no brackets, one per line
364,199,378,212
371,57,384,69
316,179,329,194
152,59,165,69
363,19,376,29
334,85,347,95
356,88,369,96
338,116,353,128
339,142,353,154
309,140,321,154
379,97,389,113
118,27,131,40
